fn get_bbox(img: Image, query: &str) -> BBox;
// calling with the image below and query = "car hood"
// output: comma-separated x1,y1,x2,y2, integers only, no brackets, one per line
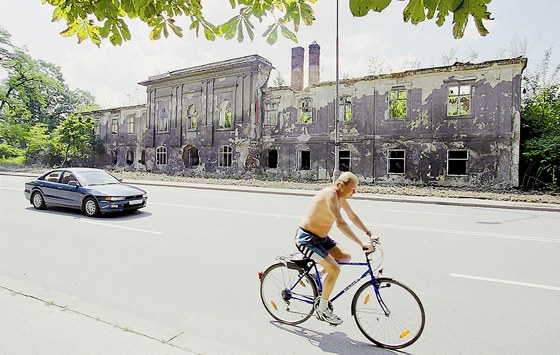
87,184,146,196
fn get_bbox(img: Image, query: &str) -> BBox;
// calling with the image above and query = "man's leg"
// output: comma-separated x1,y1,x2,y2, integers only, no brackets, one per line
315,254,343,325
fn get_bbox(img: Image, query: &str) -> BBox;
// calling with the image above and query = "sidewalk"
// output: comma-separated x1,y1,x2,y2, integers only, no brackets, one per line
0,276,194,355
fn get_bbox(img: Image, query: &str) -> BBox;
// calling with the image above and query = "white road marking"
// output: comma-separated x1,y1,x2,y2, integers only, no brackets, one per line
450,273,560,292
367,222,560,244
383,209,464,217
79,220,162,235
150,202,559,243
189,194,243,200
151,202,299,219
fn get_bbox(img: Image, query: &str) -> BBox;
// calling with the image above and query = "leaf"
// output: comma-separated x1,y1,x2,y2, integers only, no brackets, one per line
280,24,297,43
169,22,183,37
204,27,216,41
150,25,162,40
77,25,87,43
237,22,244,42
404,0,426,25
60,21,79,37
349,0,374,17
265,24,278,45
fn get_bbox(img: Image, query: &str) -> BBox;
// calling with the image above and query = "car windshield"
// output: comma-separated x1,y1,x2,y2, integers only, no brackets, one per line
76,170,121,186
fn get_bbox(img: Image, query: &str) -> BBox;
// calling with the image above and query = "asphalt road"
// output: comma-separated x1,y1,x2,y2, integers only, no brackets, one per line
1,174,559,355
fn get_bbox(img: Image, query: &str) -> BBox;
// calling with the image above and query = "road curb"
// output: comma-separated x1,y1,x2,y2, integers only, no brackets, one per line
3,171,559,213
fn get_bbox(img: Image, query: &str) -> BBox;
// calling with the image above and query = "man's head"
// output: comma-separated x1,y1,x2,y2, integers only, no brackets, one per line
335,172,358,198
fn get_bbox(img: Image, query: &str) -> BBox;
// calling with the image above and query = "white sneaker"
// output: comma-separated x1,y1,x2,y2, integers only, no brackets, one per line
315,308,343,325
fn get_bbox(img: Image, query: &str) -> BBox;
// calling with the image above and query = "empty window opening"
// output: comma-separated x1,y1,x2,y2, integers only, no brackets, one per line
111,117,118,134
389,89,407,119
219,100,232,129
156,146,167,165
448,85,471,116
387,150,405,174
299,150,311,170
127,115,134,134
339,150,351,172
218,145,232,167
447,149,468,175
126,150,134,165
139,149,146,165
299,98,314,124
339,96,353,122
268,149,278,168
183,145,199,167
157,101,170,132
187,105,197,130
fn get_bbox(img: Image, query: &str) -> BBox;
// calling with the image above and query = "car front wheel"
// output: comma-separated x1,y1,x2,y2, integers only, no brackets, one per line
31,191,46,210
83,197,99,217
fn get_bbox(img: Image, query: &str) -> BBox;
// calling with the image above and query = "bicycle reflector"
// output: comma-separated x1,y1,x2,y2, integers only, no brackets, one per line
258,271,263,280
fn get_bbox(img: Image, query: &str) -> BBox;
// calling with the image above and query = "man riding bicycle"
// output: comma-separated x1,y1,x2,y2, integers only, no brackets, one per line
295,172,378,325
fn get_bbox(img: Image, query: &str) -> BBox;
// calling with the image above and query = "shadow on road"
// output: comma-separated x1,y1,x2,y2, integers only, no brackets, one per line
24,206,152,220
270,321,412,355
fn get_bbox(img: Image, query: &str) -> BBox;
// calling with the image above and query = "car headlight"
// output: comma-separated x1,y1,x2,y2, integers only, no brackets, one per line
103,196,125,201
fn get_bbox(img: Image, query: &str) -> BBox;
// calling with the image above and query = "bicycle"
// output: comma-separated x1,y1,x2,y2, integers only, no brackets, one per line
258,241,425,349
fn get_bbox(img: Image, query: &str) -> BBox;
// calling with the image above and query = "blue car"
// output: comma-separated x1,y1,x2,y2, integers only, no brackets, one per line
24,168,147,217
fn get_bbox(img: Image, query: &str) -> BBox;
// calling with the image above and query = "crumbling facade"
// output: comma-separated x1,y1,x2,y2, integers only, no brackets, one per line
87,43,527,187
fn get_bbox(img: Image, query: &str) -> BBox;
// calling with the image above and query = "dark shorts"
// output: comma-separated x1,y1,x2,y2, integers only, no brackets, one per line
295,227,337,260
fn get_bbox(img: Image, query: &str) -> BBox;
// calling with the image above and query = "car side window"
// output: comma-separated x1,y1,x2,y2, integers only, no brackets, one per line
44,171,61,183
61,172,77,185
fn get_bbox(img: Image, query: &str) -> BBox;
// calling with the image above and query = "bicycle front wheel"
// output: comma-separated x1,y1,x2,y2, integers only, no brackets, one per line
351,278,425,349
259,263,318,325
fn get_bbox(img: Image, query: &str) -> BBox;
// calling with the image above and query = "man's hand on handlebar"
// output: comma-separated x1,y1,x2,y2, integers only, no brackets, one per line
361,242,375,253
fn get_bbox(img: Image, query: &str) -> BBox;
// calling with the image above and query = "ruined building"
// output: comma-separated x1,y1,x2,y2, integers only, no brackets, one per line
87,43,527,187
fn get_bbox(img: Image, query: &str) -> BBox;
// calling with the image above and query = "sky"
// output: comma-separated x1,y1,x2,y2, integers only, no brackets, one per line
1,1,559,109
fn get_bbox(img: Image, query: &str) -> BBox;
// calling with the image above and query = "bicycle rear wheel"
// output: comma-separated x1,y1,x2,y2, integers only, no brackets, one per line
260,262,318,325
351,278,425,349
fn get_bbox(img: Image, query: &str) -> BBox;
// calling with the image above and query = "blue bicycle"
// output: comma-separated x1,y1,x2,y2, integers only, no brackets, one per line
259,242,425,349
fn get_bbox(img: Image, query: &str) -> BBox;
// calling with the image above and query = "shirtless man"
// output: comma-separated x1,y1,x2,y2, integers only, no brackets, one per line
295,172,377,325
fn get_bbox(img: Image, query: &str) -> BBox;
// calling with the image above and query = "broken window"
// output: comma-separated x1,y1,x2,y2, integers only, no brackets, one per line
389,89,407,119
156,146,167,165
218,145,232,167
447,149,468,176
94,119,100,136
268,149,278,168
387,150,405,174
127,115,134,134
139,149,146,165
339,96,353,122
126,150,134,165
186,105,197,130
111,116,119,134
299,150,310,170
183,145,199,167
339,150,351,172
218,100,232,129
299,98,314,124
447,85,471,116
157,100,170,132
264,100,279,126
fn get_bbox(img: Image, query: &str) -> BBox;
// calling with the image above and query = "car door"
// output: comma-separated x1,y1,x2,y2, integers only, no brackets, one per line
57,171,82,208
40,171,63,205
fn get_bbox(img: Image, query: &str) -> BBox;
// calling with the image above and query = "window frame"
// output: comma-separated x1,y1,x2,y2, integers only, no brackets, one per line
218,100,233,130
339,95,353,122
387,149,406,175
186,104,198,131
126,115,134,134
447,84,473,118
156,146,167,165
298,98,315,124
218,145,233,167
389,88,408,119
111,116,119,135
447,149,469,176
339,150,351,172
183,145,200,168
264,100,279,126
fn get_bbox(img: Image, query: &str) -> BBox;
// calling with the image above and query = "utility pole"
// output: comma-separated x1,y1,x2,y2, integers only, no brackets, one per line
333,0,341,182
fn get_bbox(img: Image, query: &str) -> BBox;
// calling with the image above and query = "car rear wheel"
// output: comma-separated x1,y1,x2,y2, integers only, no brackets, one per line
83,197,99,217
31,191,46,210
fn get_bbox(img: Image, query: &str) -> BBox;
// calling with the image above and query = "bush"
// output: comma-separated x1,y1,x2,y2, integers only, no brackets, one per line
0,144,22,159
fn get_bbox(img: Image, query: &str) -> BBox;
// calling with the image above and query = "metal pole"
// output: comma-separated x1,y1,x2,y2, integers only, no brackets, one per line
333,0,340,182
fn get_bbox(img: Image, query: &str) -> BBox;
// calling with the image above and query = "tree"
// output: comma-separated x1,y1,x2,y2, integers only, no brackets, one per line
520,50,560,190
41,0,494,46
51,113,96,167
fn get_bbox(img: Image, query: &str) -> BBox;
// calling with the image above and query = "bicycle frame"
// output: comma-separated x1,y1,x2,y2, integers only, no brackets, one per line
288,254,390,316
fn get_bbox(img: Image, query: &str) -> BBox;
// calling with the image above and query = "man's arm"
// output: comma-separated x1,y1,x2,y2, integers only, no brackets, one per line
327,191,371,248
341,199,379,240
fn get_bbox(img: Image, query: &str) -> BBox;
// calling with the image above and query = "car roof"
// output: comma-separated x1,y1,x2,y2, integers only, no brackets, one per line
48,167,105,174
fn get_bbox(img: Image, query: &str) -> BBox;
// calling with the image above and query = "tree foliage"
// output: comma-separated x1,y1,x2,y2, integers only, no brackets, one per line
41,0,493,46
520,50,560,190
0,26,100,166
51,113,96,167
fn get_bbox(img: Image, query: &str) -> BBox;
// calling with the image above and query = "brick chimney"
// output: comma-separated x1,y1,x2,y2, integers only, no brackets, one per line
291,46,304,91
308,41,320,87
